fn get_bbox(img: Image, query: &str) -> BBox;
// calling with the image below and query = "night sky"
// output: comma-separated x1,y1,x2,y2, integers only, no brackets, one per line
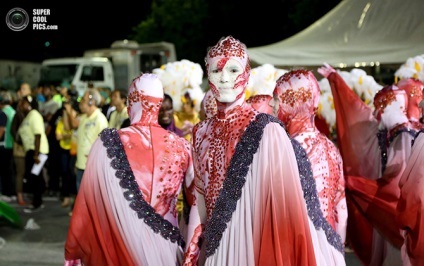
0,1,153,62
0,0,340,64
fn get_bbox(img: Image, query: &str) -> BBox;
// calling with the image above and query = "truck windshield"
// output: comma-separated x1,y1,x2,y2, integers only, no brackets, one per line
39,64,78,86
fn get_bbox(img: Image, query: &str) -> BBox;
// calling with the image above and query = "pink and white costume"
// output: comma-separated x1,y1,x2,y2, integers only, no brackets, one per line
273,69,348,243
320,65,422,265
183,36,344,266
65,74,194,265
396,130,424,265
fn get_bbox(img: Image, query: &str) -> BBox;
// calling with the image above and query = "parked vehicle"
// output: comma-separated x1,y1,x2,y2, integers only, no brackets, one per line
39,40,177,96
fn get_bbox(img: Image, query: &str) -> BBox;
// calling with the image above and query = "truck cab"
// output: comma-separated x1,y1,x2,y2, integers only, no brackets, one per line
40,40,177,97
40,57,114,97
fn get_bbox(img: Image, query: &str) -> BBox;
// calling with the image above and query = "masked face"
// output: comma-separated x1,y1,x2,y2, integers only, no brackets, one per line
208,58,247,103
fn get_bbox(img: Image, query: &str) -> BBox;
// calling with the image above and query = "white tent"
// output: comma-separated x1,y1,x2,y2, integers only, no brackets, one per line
247,0,424,68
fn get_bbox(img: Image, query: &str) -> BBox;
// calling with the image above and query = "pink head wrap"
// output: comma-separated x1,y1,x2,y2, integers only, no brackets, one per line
127,73,163,125
273,69,321,124
205,36,251,102
373,85,407,122
396,78,424,122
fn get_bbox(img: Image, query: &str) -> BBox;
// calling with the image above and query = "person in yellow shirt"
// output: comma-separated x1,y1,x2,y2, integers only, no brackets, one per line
108,89,129,129
56,99,79,208
18,95,49,213
173,91,201,142
68,89,108,192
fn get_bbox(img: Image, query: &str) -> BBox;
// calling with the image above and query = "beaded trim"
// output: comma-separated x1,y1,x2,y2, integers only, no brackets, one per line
388,127,417,146
377,129,388,173
100,128,185,248
412,129,424,147
289,130,344,255
204,113,344,257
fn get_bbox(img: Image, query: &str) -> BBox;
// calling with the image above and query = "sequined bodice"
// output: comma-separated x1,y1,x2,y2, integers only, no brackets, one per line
192,104,257,219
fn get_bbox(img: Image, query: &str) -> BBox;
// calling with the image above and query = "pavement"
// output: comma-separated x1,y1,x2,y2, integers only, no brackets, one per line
0,196,363,266
0,196,70,266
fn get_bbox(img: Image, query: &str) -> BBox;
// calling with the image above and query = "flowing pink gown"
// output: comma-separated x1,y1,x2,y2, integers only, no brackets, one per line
65,93,194,265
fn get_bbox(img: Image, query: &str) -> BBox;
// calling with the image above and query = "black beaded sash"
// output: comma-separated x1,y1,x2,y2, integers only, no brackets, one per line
412,129,424,147
204,113,344,257
377,129,388,174
100,128,185,248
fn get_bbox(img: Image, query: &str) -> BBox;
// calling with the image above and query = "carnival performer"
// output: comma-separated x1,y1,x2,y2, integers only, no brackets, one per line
64,73,194,265
272,69,348,244
183,36,345,266
319,64,421,265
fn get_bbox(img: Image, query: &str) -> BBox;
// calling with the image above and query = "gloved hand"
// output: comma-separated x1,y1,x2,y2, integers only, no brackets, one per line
317,63,336,78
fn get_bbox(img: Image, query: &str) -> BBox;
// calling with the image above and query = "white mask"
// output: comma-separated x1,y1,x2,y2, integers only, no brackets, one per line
205,36,250,104
208,58,245,103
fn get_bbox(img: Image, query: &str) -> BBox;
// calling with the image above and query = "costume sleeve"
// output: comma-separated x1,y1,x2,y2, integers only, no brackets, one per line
334,153,348,244
64,138,133,265
346,131,414,263
182,164,206,265
396,133,424,265
327,71,381,179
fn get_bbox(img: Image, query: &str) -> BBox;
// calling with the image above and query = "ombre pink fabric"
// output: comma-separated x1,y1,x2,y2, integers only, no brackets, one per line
65,74,194,265
274,69,348,243
324,70,382,180
323,70,414,265
183,37,345,266
397,132,424,265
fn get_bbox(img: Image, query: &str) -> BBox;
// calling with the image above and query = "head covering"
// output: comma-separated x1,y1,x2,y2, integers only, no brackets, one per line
127,73,163,125
273,69,320,124
373,85,407,122
396,78,424,122
373,85,409,130
205,36,250,102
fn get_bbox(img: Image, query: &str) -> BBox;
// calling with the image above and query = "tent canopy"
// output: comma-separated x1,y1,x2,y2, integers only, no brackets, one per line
247,0,424,68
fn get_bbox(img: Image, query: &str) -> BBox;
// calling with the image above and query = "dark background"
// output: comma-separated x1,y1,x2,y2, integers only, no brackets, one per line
0,0,341,64
0,1,153,62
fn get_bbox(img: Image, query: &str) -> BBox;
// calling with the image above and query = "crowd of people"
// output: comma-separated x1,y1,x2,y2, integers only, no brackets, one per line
2,35,424,265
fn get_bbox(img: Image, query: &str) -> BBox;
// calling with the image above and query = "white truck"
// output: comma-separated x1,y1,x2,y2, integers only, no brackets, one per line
39,40,177,96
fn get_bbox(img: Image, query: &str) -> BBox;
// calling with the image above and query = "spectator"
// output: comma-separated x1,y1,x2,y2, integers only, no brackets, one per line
11,83,32,205
158,93,184,137
18,95,49,213
108,89,129,129
72,88,108,192
0,91,16,201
